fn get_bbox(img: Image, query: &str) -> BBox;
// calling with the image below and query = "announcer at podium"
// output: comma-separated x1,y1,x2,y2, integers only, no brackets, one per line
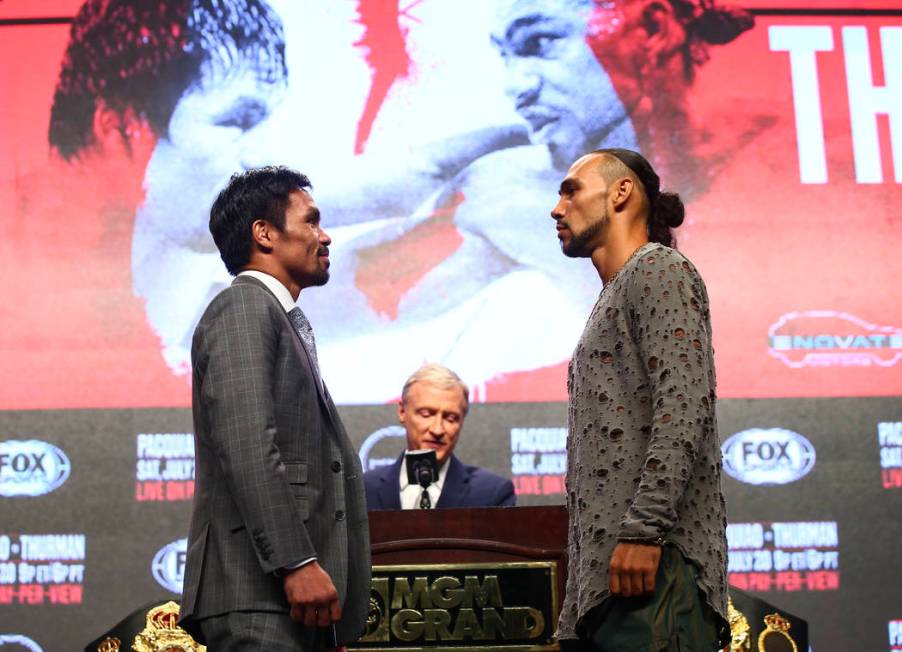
364,364,516,509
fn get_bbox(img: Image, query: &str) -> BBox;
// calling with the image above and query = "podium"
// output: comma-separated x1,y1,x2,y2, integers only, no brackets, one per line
350,506,568,651
350,506,810,652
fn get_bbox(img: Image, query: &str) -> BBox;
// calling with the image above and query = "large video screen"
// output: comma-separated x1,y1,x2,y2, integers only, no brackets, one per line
2,3,902,651
2,0,901,410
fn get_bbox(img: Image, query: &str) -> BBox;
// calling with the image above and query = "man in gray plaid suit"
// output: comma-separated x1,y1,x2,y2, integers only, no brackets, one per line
179,166,371,650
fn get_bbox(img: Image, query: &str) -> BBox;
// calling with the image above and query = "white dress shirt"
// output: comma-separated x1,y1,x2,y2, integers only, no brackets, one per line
239,270,297,311
399,455,450,509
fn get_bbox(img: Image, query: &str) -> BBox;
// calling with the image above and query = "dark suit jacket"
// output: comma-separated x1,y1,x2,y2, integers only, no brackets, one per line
364,453,516,509
179,275,370,646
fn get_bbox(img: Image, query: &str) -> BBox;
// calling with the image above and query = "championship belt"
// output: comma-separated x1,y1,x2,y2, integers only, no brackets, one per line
727,597,752,652
757,612,798,652
130,601,206,652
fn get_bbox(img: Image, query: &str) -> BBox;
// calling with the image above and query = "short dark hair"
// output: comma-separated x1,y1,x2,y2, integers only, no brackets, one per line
593,148,684,248
49,0,286,159
209,166,312,276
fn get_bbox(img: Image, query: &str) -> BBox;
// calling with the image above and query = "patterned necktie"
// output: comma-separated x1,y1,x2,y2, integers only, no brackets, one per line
286,307,321,379
419,488,432,509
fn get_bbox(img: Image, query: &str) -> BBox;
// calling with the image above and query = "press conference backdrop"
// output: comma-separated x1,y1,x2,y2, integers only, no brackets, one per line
1,0,901,650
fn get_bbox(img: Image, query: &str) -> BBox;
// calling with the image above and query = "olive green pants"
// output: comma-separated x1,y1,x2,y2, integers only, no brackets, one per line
583,546,720,652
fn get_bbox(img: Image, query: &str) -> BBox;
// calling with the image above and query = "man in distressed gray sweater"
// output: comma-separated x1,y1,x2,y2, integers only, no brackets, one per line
550,148,728,651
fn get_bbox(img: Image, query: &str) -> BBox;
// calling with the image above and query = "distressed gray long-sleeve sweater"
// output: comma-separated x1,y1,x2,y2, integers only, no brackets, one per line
557,242,728,642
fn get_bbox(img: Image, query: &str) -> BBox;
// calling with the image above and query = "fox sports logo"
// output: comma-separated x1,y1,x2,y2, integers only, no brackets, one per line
0,440,71,497
722,428,816,486
152,538,187,594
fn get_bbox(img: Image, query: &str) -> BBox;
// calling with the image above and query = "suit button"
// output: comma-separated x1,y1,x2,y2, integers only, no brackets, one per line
331,460,342,473
335,510,345,521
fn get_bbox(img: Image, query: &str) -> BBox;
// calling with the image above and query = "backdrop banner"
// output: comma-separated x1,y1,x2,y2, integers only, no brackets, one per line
1,0,901,650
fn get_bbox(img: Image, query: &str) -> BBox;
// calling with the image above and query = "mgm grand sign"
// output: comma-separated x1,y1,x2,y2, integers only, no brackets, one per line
351,562,559,651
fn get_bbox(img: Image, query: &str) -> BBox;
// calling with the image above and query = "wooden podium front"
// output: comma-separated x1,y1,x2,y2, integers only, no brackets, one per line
349,506,568,651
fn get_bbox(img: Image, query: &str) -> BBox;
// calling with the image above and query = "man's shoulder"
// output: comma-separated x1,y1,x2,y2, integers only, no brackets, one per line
628,244,705,288
363,461,399,484
635,243,696,271
454,459,515,506
199,278,281,323
191,278,286,359
460,461,512,488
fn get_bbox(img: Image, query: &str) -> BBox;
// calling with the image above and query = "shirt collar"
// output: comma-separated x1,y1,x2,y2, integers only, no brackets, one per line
238,270,296,312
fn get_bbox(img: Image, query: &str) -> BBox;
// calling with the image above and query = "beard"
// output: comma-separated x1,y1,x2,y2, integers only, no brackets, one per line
561,208,608,258
307,246,332,286
308,264,330,287
311,270,330,286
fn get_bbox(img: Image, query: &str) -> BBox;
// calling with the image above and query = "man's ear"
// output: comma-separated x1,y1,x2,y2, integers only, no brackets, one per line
609,177,635,211
250,219,275,251
397,401,407,425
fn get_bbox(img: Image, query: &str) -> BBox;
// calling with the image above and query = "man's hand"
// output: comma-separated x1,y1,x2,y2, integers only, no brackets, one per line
609,542,662,597
283,562,342,628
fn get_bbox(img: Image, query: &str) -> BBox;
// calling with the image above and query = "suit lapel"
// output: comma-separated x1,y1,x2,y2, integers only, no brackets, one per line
232,275,333,415
378,455,404,509
436,455,468,508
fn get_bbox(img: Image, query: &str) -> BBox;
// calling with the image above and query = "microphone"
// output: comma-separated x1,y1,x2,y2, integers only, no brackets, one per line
405,449,438,488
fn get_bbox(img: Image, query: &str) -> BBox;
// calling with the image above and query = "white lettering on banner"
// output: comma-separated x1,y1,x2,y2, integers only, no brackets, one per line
772,522,838,548
511,453,566,474
20,535,86,561
136,433,194,458
771,25,902,184
726,522,841,593
879,422,902,446
882,447,902,468
769,26,833,183
843,27,902,183
509,428,567,453
726,522,765,549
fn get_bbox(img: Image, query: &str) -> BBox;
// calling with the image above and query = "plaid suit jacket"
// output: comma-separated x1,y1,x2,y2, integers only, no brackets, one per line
179,275,371,646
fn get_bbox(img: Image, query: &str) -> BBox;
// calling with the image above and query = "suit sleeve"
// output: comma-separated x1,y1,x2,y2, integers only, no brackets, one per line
495,479,516,507
616,251,717,542
194,287,316,572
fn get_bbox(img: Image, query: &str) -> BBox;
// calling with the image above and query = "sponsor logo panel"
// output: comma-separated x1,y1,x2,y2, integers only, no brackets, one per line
722,428,816,486
510,428,566,497
0,440,70,498
768,311,902,368
727,521,839,593
878,422,902,489
358,426,407,472
152,538,187,594
0,534,85,605
0,634,43,651
135,433,195,502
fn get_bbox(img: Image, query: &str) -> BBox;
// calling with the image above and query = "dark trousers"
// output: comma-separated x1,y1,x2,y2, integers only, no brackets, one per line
197,610,325,651
583,546,720,652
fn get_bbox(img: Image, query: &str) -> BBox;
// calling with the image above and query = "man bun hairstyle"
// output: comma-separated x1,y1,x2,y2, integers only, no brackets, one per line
209,165,312,276
593,147,683,248
648,191,684,248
